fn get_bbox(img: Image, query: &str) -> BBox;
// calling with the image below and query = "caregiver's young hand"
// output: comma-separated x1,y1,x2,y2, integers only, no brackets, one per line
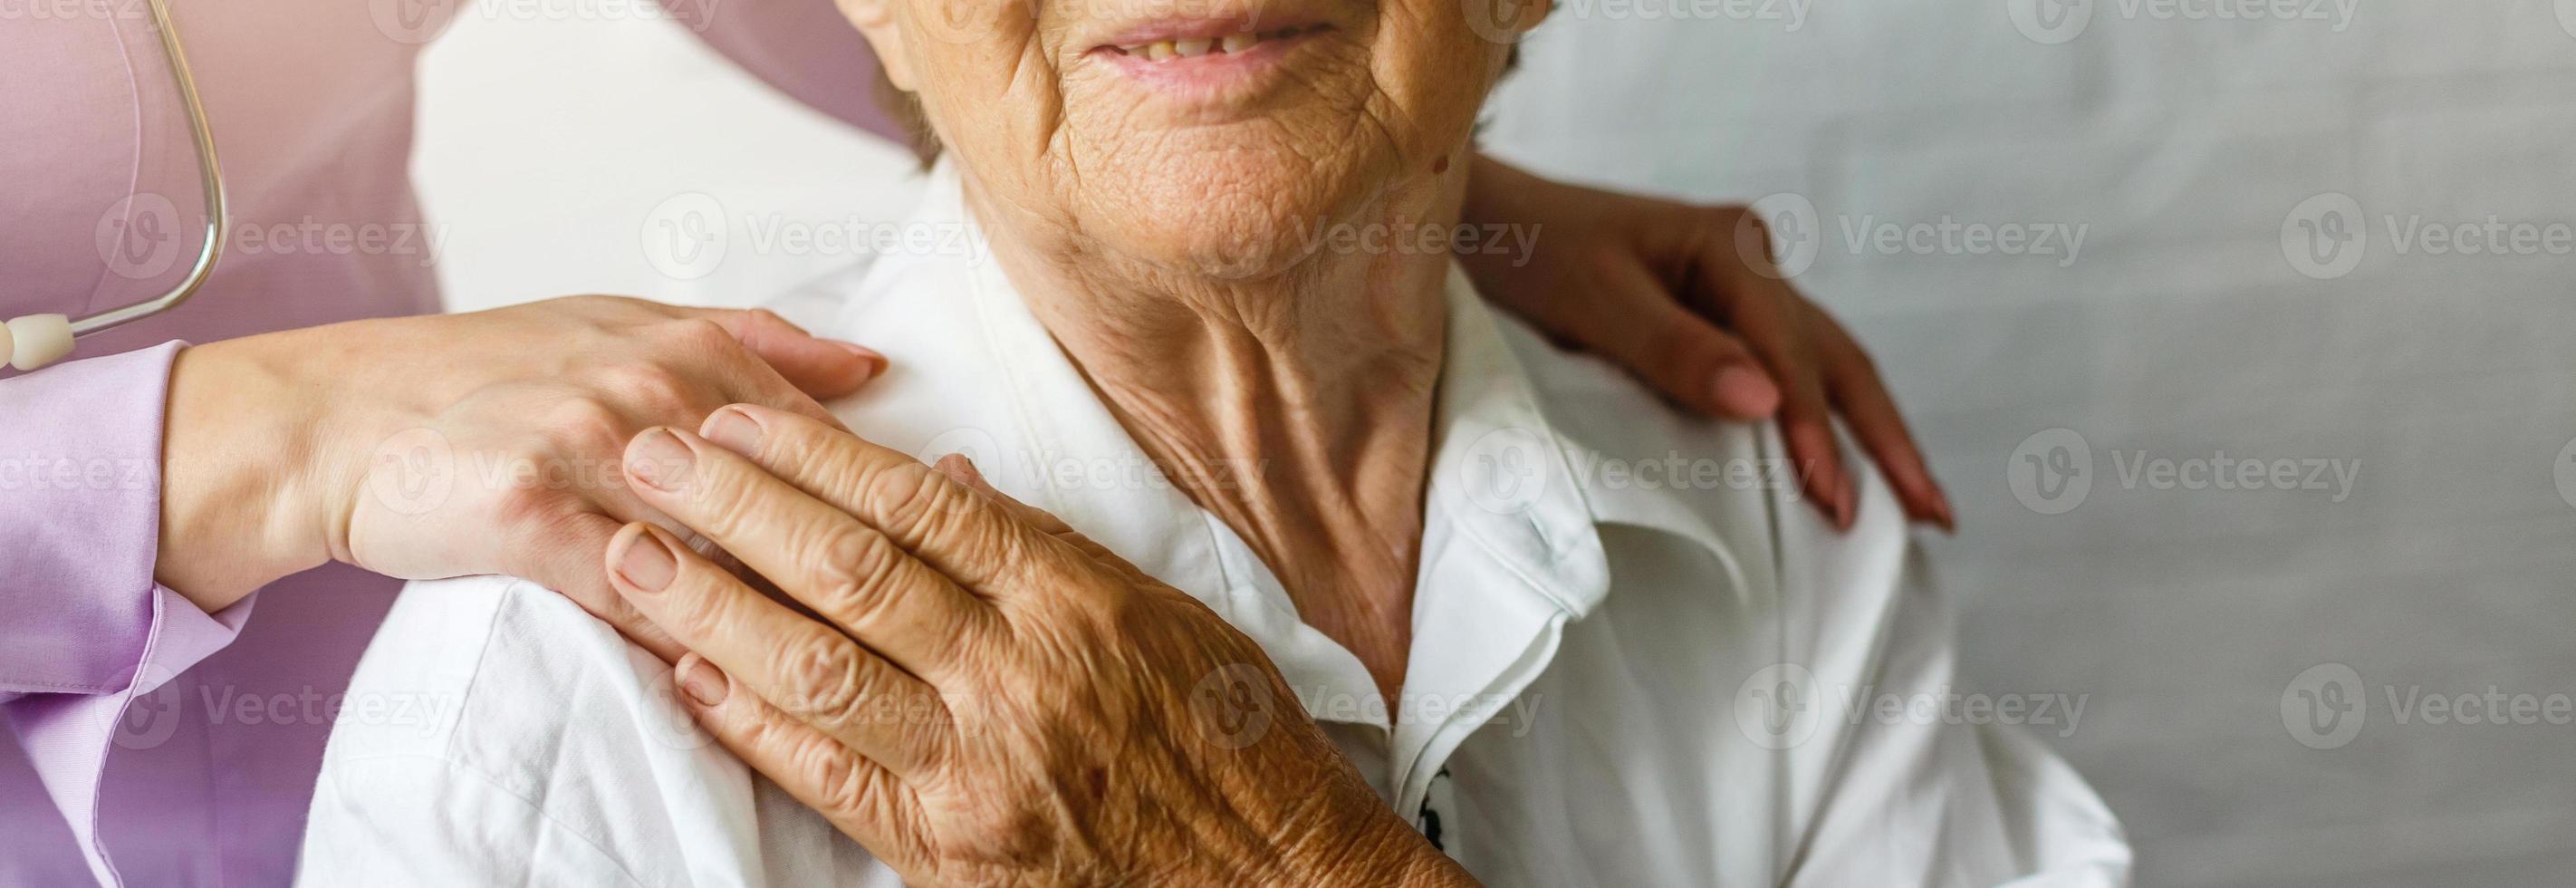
1461,154,1954,531
154,296,883,627
601,405,1474,888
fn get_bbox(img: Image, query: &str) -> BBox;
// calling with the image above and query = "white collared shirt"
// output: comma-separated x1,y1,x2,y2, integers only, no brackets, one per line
298,166,2130,887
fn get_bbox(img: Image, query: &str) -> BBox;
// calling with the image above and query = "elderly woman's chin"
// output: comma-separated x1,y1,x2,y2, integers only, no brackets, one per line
1062,138,1398,280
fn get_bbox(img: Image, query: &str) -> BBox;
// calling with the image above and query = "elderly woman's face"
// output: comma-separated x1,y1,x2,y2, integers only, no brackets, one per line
847,0,1541,276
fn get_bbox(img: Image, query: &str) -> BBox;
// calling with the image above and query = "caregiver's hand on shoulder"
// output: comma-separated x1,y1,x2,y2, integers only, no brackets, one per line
601,404,1473,887
1460,154,1954,531
154,296,884,626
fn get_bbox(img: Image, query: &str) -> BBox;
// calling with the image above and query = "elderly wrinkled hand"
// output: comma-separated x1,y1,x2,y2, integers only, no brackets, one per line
601,404,1471,887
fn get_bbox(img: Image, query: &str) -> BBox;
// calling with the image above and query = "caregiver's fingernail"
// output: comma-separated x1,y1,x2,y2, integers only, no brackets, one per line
1712,366,1781,418
677,654,729,707
628,428,695,490
702,407,764,456
611,526,677,594
830,340,888,373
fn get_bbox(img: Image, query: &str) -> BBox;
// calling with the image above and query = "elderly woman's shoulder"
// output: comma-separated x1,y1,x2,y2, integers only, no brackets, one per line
1485,308,1762,467
1487,309,1911,549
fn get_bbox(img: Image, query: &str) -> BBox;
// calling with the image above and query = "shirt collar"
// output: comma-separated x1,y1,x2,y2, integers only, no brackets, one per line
827,161,1748,722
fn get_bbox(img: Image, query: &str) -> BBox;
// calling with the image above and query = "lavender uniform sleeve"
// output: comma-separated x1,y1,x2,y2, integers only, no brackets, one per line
1,343,255,887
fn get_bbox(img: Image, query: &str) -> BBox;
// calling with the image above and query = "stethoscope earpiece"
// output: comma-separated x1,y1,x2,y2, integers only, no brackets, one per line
5,315,73,371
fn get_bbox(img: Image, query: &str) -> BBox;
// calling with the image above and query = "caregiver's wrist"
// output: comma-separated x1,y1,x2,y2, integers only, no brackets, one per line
1458,152,1530,227
156,337,334,612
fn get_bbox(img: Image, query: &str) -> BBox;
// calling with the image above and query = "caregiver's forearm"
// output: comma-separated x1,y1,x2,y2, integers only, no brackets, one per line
156,337,335,612
155,298,883,623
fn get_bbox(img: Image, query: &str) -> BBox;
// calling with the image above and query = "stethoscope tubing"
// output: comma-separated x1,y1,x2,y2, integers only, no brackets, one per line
70,0,229,338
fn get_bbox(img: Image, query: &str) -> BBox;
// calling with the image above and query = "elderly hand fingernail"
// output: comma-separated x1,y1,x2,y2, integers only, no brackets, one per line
1711,366,1780,417
612,526,677,594
628,428,695,490
702,407,764,455
676,654,729,708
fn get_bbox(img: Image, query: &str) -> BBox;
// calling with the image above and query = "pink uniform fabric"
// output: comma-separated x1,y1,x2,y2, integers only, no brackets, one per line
0,4,888,884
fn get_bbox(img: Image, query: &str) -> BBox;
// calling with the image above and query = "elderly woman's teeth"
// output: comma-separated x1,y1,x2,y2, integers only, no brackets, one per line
1119,28,1300,61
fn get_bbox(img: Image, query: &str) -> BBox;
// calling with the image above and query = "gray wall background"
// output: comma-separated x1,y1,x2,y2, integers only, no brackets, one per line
1484,3,2576,885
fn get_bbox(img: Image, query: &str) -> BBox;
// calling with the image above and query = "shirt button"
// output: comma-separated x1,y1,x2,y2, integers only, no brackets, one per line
1417,767,1455,853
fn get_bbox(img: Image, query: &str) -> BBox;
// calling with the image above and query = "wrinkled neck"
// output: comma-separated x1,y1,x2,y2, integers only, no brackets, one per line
960,167,1466,701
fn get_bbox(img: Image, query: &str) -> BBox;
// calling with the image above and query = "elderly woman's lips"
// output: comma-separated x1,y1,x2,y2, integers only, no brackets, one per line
1092,24,1327,63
